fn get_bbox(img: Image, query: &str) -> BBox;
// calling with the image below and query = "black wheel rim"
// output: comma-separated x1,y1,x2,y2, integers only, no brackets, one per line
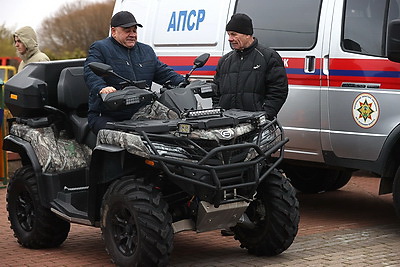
16,191,34,232
110,206,138,256
247,199,266,227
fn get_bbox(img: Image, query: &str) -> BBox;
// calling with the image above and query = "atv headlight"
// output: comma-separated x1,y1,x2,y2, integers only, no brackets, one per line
125,96,140,105
185,108,222,118
252,125,277,150
256,114,267,127
152,142,190,159
177,123,192,135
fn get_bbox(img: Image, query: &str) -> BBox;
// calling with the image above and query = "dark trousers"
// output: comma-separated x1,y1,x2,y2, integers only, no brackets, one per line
89,115,116,135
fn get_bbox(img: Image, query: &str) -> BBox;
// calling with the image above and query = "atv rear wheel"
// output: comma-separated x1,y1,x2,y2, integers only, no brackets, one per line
6,166,70,248
101,177,173,267
233,169,299,256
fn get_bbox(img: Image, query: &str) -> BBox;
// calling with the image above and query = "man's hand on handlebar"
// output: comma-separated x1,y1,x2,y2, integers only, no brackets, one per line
99,86,117,94
178,79,190,88
99,86,117,101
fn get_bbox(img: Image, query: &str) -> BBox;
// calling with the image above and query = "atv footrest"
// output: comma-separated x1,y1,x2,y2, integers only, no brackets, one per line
51,191,91,225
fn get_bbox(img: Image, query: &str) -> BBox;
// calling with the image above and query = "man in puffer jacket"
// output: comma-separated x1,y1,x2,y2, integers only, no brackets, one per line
84,11,184,134
213,13,288,120
215,13,289,237
14,26,50,73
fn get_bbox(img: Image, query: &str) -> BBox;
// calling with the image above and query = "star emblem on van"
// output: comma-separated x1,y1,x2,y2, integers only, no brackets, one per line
352,93,379,129
357,99,374,122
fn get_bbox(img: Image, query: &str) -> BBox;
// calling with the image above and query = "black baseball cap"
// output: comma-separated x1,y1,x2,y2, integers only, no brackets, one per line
111,11,143,28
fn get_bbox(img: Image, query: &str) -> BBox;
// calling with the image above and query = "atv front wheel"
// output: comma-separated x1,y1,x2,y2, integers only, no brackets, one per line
101,177,173,267
233,169,299,256
6,166,70,248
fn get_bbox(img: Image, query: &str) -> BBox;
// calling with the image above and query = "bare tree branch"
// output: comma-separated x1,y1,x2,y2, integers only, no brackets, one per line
38,0,115,59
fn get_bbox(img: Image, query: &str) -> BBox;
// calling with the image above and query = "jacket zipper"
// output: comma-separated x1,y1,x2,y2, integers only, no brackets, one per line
235,54,244,107
127,50,137,82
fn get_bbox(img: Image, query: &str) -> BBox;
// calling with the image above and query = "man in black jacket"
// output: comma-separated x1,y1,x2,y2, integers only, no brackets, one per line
213,13,288,120
215,13,288,237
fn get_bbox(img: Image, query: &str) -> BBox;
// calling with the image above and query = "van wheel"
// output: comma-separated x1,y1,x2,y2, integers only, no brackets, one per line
7,166,70,248
326,170,353,191
284,165,347,193
392,167,400,217
101,177,173,267
233,170,299,256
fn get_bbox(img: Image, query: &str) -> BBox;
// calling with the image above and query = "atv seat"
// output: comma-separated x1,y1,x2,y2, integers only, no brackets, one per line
57,66,96,148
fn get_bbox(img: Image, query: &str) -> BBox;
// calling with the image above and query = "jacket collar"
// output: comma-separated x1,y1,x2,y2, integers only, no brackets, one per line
110,36,137,50
235,37,258,56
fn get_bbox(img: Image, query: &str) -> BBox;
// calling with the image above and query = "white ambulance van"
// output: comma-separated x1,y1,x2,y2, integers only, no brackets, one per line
113,0,400,213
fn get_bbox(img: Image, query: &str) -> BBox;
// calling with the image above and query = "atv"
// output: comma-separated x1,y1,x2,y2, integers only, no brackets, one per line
3,54,299,266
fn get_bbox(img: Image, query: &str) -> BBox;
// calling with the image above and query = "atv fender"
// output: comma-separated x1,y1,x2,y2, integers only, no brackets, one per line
3,134,41,173
2,135,53,208
89,144,126,184
87,144,127,221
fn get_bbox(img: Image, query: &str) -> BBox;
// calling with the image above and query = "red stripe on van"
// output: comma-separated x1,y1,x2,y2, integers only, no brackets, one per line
158,56,220,66
329,76,400,89
158,56,400,89
289,75,321,86
330,58,400,70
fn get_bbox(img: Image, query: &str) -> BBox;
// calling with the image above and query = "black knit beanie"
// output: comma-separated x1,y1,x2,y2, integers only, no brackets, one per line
226,13,253,35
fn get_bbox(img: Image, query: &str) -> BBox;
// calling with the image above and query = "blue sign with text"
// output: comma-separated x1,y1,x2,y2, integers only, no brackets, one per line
167,10,206,31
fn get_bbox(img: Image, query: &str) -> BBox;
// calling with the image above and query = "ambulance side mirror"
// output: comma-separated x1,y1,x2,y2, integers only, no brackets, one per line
387,19,400,63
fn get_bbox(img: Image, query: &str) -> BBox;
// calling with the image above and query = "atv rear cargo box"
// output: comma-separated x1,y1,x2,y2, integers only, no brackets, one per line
4,59,84,118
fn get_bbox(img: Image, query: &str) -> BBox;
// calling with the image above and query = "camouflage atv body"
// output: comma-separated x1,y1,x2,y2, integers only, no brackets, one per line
3,56,299,266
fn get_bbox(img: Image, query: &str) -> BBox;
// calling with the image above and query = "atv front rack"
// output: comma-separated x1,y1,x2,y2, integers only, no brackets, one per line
100,118,288,207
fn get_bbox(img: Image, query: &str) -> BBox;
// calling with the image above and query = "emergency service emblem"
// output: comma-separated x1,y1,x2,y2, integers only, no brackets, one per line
352,93,379,128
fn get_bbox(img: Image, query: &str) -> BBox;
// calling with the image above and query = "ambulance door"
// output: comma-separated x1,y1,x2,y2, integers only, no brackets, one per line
326,0,400,162
235,0,329,162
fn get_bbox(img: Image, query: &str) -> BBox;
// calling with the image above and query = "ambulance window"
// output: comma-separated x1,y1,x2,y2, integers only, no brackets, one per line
235,0,322,50
388,0,400,22
343,0,386,56
387,0,400,56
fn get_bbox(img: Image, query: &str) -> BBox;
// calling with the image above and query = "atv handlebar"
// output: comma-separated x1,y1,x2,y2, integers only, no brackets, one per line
185,80,216,98
90,53,213,111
